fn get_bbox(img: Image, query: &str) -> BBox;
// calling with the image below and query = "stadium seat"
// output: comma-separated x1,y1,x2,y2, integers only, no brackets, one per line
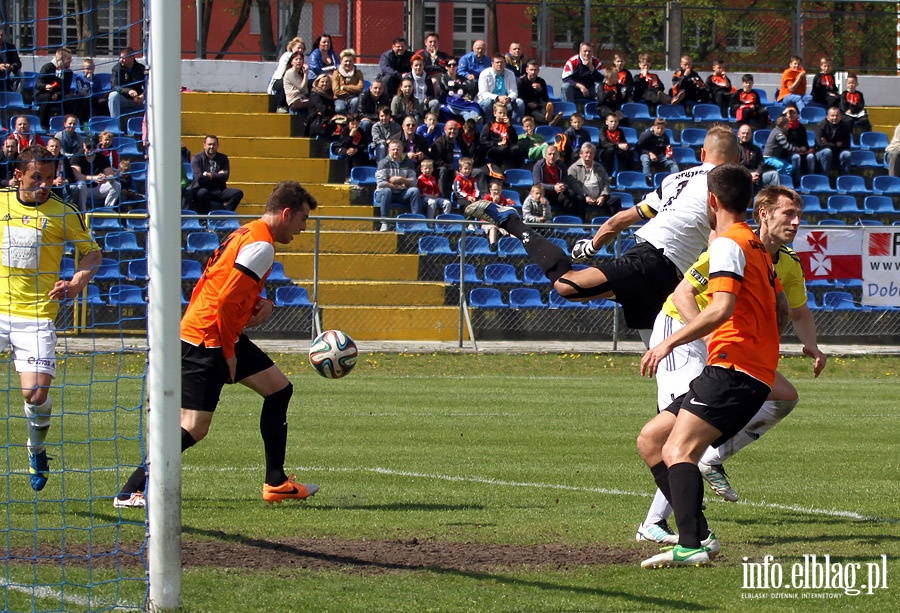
817,219,848,226
799,174,836,196
273,286,311,307
103,231,142,253
581,125,601,145
859,131,888,152
835,175,871,196
126,116,144,137
469,287,507,308
822,290,859,311
766,105,784,124
508,287,545,308
497,236,527,257
95,258,124,281
752,129,771,149
418,236,454,256
9,113,42,133
459,236,495,256
665,128,679,145
268,261,289,281
691,104,724,122
656,104,688,120
501,189,521,207
799,106,826,124
504,168,533,189
127,258,149,281
778,173,794,189
125,208,149,232
873,175,900,196
181,259,203,281
77,284,105,306
483,263,521,285
552,215,589,237
548,290,588,308
180,209,204,232
185,231,220,255
89,207,123,232
806,291,822,311
535,125,562,142
552,101,577,119
826,195,860,215
610,191,634,209
395,213,432,234
443,263,480,284
620,126,638,147
108,284,146,307
48,115,70,133
615,171,650,192
88,115,122,135
60,257,75,281
800,194,827,215
589,298,616,309
590,216,609,228
349,166,377,186
434,213,465,234
752,89,770,105
207,210,241,233
523,263,550,286
850,150,880,169
856,219,883,226
654,172,671,187
621,102,652,121
679,128,707,149
863,196,899,216
670,146,699,167
583,101,601,121
0,91,26,111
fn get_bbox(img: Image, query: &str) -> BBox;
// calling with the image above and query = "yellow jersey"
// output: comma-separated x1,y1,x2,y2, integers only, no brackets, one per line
0,188,100,320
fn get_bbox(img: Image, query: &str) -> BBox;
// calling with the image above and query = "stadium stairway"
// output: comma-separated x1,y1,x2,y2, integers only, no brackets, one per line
181,92,463,340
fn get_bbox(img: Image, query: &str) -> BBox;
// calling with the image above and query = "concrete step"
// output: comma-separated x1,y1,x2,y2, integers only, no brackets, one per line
320,306,465,341
182,92,269,114
228,156,332,180
182,111,289,137
295,280,446,306
283,231,397,254
183,135,312,159
279,253,419,281
230,181,351,205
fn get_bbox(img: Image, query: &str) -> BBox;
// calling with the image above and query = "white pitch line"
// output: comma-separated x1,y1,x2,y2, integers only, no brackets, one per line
184,464,896,523
0,580,141,611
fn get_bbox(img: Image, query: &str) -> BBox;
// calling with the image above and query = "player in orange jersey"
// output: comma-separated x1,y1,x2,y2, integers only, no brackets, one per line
115,181,319,508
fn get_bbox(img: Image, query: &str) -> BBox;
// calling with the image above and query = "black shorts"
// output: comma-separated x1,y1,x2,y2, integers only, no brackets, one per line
596,241,682,329
664,365,771,448
181,335,275,412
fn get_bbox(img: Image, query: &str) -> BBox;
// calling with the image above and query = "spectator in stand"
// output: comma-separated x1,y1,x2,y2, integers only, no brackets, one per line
561,42,603,103
0,28,22,92
377,37,413,99
481,101,518,168
335,113,369,183
457,40,491,97
267,37,305,113
763,113,810,177
96,130,119,169
669,54,708,107
452,157,480,208
633,53,671,109
568,142,620,218
406,54,440,117
612,53,634,103
522,183,551,225
705,59,734,115
505,41,528,79
53,114,84,158
429,120,460,198
11,115,45,151
736,124,779,193
71,139,121,211
777,55,812,111
458,118,483,166
189,135,243,213
35,47,74,129
840,74,870,132
371,105,401,163
597,65,625,121
307,73,337,137
598,112,632,176
374,139,423,231
811,56,840,108
729,74,765,128
417,32,450,93
282,51,309,115
532,144,583,220
416,112,441,147
399,114,429,170
358,79,390,134
117,158,146,211
477,53,524,125
108,47,146,126
517,60,557,125
782,104,816,175
331,48,364,117
814,106,852,174
637,117,678,185
886,122,900,178
560,112,591,165
438,58,466,102
0,135,17,187
417,158,452,219
46,136,83,205
391,77,426,124
73,58,106,123
307,34,339,79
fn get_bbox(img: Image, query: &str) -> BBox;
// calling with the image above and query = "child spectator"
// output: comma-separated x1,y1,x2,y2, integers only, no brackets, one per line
97,130,119,169
597,66,625,121
705,59,734,115
812,56,840,108
633,54,670,109
452,157,480,208
598,112,632,175
371,105,401,162
515,115,548,164
416,112,441,147
560,112,591,165
118,158,146,211
637,117,678,185
839,73,870,132
777,55,812,111
458,118,483,166
730,74,765,128
669,55,708,107
336,114,370,182
522,183,551,224
481,101,518,168
611,53,634,103
417,158,452,218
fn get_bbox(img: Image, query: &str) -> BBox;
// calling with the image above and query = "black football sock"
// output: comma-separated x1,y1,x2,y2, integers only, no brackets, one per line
650,461,673,506
120,427,196,495
501,217,572,283
260,383,292,486
668,462,705,549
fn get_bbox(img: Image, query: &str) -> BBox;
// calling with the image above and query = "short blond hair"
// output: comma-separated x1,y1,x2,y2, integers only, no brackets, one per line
340,48,356,60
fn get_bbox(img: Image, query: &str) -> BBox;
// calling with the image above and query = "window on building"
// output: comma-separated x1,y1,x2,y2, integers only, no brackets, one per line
323,3,341,37
424,2,438,34
46,0,130,55
452,6,485,57
726,22,759,54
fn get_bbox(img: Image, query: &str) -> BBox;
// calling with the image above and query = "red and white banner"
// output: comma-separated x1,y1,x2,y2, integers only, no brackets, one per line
794,228,863,280
862,228,900,307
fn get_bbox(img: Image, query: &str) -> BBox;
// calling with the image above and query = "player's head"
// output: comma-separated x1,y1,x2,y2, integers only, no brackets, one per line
15,146,55,205
265,181,318,243
700,123,739,165
707,163,753,217
753,186,802,246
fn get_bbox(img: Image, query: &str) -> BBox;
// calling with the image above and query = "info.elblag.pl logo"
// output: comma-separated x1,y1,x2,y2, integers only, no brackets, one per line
741,555,889,600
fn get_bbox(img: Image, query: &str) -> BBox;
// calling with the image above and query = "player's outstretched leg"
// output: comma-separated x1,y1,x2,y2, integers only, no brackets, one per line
697,461,738,502
25,398,52,491
637,489,678,544
259,383,319,503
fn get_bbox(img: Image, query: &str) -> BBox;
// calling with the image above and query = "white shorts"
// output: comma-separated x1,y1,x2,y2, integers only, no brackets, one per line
649,310,706,412
0,315,58,377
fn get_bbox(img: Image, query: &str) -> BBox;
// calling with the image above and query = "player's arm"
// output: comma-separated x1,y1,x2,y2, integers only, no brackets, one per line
790,302,826,377
572,205,645,260
775,289,790,332
671,275,703,324
244,295,274,329
49,249,102,301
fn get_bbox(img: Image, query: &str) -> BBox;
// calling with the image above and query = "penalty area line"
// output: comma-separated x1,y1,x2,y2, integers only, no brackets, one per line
0,580,141,612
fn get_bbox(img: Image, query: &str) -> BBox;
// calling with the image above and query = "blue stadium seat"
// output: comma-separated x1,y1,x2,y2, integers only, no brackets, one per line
589,298,616,309
800,194,827,215
108,284,146,307
817,219,848,226
395,213,432,234
268,261,289,281
90,207,123,232
0,91,26,111
444,263,480,284
60,257,75,281
181,259,203,281
552,215,589,237
103,231,141,253
621,102,652,121
778,174,794,189
77,284,106,306
856,219,883,226
434,213,465,234
418,236,454,255
548,290,588,308
508,287,545,308
615,171,650,192
753,89,770,105
583,101,601,121
504,168,533,189
859,131,888,152
656,104,688,120
863,196,899,216
654,172,671,187
679,128,707,148
799,174,836,196
873,176,900,196
620,126,638,147
826,195,860,215
822,290,859,311
9,113,42,133
469,287,507,308
459,236,495,256
835,175,871,196
523,263,550,285
185,231,220,255
670,146,699,167
501,190,522,207
125,208,149,232
273,286,311,307
850,150,880,169
497,236,527,257
207,210,241,232
126,116,144,137
752,129,771,149
610,191,634,209
127,258,149,281
799,106,826,124
349,166,377,186
806,291,822,311
691,104,724,122
665,128,679,145
483,263,521,285
552,101,578,119
535,125,562,142
88,115,122,135
766,105,785,124
95,258,124,281
582,125,601,145
181,209,204,232
591,216,610,228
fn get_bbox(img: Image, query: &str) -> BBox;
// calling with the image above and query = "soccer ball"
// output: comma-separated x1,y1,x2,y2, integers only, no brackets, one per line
308,330,358,379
